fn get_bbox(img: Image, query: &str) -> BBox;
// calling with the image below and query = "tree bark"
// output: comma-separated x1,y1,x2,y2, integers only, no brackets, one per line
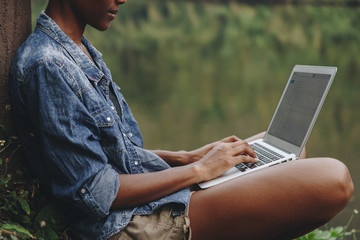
0,0,32,170
0,0,32,127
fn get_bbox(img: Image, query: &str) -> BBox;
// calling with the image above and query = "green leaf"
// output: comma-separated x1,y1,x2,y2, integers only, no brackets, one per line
43,226,59,240
0,126,9,139
332,226,344,235
314,230,331,239
0,125,6,134
19,198,31,215
19,190,29,198
2,223,35,239
10,235,18,240
297,230,317,239
34,202,66,228
11,191,17,199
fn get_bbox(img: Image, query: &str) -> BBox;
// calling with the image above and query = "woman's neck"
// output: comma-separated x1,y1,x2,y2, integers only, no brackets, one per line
45,1,85,45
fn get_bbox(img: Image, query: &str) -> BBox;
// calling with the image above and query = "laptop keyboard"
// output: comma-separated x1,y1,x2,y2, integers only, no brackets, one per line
235,143,284,172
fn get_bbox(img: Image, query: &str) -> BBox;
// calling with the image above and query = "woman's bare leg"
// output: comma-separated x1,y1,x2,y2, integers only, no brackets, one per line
188,157,353,240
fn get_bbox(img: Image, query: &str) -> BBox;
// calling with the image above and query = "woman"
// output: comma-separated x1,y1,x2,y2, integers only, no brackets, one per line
10,0,353,239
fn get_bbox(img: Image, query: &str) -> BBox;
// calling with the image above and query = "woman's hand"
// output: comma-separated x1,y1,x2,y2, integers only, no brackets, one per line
192,140,258,182
151,135,256,168
186,136,242,164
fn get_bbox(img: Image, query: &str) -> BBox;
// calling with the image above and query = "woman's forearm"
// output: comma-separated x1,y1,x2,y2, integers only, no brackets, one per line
150,150,192,166
110,163,200,209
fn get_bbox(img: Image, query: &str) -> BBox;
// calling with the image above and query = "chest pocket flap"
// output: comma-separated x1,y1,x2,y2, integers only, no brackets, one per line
92,108,115,127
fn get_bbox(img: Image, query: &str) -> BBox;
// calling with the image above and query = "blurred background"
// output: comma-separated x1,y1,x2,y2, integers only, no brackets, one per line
32,0,359,231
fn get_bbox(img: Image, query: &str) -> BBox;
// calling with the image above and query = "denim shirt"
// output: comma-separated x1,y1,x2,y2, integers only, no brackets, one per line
10,12,190,240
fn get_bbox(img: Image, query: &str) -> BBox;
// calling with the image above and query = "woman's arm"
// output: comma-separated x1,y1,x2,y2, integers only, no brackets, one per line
111,139,257,209
150,135,244,166
149,149,191,166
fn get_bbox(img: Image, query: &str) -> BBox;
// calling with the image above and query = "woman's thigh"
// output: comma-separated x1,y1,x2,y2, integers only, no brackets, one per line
188,157,353,240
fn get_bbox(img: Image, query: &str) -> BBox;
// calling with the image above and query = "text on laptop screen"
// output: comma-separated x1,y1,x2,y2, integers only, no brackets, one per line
267,72,331,147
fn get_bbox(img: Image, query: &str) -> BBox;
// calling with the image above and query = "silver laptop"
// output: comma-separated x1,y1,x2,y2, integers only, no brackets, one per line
198,65,337,188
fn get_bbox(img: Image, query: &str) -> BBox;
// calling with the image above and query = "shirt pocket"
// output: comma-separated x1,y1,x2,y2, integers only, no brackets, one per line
91,107,115,127
90,107,126,162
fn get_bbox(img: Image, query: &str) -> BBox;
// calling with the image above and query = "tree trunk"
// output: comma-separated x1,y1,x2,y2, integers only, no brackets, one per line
0,0,32,171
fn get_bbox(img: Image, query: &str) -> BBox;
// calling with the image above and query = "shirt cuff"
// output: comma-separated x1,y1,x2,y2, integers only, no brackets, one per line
78,164,119,219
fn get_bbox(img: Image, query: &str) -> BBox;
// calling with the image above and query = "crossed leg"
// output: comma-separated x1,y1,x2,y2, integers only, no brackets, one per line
188,134,353,240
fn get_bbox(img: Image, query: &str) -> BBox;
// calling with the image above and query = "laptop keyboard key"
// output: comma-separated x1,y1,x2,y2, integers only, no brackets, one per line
235,164,248,172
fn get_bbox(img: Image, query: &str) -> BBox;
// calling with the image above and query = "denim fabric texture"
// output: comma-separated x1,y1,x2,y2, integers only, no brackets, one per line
9,11,190,240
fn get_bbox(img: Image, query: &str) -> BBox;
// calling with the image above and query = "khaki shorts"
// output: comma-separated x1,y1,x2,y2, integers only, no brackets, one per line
108,204,191,240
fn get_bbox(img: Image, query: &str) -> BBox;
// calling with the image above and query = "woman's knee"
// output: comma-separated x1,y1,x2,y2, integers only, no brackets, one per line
316,158,353,216
329,158,353,206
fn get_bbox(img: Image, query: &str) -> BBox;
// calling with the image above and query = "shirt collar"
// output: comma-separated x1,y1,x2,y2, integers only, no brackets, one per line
36,11,105,83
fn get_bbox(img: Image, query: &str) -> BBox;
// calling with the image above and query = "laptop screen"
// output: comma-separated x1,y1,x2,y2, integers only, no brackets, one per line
267,72,331,147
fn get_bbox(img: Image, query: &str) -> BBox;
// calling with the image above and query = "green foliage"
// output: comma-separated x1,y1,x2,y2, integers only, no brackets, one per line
296,211,360,240
1,224,34,239
294,210,360,239
0,125,70,239
298,227,349,240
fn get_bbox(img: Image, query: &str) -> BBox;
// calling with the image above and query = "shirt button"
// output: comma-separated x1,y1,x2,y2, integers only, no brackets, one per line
123,133,126,137
80,188,86,194
106,117,111,121
111,106,115,110
134,161,139,166
128,133,133,137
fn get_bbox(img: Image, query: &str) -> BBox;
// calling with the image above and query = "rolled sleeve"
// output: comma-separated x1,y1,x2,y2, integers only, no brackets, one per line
78,164,120,219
